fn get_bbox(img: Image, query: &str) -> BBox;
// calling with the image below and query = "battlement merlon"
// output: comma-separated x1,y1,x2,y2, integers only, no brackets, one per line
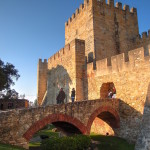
107,0,114,7
38,59,47,67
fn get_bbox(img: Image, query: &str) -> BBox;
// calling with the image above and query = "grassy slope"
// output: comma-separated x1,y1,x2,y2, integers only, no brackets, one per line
90,135,135,150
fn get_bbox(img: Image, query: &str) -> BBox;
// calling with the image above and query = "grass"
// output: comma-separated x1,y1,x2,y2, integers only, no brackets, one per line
90,134,135,150
34,129,59,138
29,125,135,150
29,142,41,147
0,143,24,150
29,129,59,147
29,125,59,147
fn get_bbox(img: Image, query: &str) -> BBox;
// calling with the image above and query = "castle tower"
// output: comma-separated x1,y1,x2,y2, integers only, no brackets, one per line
65,0,139,64
37,59,48,105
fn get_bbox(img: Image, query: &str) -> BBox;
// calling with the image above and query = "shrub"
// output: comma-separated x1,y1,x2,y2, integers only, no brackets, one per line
75,135,91,150
41,135,91,150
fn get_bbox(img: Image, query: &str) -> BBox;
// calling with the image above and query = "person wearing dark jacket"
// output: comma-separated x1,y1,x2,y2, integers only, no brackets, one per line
56,88,65,104
71,88,75,102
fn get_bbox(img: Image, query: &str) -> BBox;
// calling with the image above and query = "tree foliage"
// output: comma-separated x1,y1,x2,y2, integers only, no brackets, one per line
0,59,20,91
4,89,19,99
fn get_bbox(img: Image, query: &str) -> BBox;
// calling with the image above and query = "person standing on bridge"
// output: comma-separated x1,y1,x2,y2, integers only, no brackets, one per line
71,88,75,102
112,87,116,98
56,88,66,104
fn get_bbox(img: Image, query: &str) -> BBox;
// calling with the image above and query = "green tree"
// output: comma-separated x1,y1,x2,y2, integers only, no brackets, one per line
0,59,20,91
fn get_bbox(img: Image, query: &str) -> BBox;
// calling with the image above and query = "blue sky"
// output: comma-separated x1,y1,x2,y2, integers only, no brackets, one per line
0,0,150,102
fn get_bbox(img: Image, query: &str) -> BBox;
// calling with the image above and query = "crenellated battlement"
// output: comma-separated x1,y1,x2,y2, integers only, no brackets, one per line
65,0,137,27
135,30,150,42
38,59,47,69
115,2,137,14
87,46,150,77
48,43,71,67
48,39,85,69
65,2,86,27
38,59,47,64
98,0,137,15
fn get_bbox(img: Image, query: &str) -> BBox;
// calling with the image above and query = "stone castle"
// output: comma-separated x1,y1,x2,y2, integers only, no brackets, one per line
37,0,150,143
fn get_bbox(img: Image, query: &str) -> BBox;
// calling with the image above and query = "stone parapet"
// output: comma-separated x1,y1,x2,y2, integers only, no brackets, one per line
87,46,150,77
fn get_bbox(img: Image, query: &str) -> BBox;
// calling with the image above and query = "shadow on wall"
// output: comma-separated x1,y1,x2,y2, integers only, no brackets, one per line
43,65,72,105
83,57,88,100
117,99,143,142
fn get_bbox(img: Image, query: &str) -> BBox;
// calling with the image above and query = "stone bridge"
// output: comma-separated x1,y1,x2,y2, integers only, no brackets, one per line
0,99,120,149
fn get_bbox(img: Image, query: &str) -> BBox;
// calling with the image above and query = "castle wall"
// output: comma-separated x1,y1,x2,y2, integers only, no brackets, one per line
86,46,150,142
37,0,150,143
131,31,150,55
37,59,47,105
46,39,85,105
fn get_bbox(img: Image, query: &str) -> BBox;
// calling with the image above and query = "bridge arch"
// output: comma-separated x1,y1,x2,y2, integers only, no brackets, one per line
86,106,120,134
23,114,87,141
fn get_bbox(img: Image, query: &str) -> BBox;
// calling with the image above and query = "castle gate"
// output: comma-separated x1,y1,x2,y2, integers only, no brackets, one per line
0,99,120,149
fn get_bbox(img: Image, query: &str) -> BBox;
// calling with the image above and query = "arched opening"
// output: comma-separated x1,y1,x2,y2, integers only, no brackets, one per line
91,112,118,136
24,114,87,149
29,122,83,148
23,114,87,142
100,82,116,99
87,106,120,136
52,121,82,135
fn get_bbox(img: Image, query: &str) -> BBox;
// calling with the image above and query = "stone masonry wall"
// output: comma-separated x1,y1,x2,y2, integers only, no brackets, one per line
92,0,139,63
86,46,150,142
0,99,119,149
135,83,150,150
46,39,85,105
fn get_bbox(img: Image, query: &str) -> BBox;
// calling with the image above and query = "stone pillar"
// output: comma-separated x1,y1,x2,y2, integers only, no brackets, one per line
75,39,85,101
37,59,48,105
